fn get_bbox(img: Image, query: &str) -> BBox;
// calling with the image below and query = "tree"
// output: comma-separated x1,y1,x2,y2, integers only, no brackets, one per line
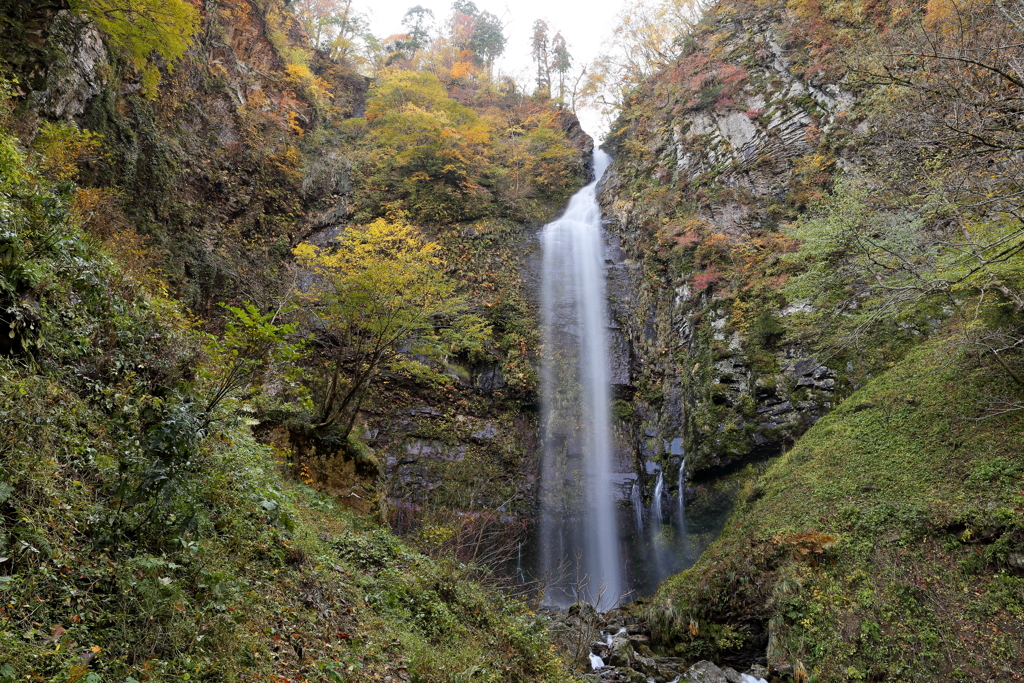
400,5,435,56
449,1,506,73
551,32,572,103
292,218,474,437
71,0,200,97
468,10,506,72
362,70,493,222
290,0,372,64
198,302,308,431
531,19,551,96
581,0,707,119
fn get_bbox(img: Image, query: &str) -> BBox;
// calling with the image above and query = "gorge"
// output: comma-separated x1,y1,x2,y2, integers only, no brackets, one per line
1,0,1023,681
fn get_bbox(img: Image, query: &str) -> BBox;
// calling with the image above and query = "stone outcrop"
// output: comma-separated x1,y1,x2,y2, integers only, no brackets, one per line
597,9,860,509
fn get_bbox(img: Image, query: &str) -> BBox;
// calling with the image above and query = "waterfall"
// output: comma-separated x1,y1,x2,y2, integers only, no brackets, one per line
539,150,622,609
677,458,687,528
677,458,689,562
650,468,671,582
630,479,645,535
650,469,664,540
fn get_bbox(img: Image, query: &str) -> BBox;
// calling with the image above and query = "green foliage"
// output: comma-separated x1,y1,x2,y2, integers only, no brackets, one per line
783,174,1024,390
648,339,1024,678
289,0,375,67
198,301,309,426
72,0,200,97
294,216,486,433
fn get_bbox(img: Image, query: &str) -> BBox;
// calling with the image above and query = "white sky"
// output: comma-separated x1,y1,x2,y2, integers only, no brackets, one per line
362,0,626,138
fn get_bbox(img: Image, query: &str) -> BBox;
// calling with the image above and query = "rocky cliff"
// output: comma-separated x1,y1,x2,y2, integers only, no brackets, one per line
597,0,1024,677
598,3,856,488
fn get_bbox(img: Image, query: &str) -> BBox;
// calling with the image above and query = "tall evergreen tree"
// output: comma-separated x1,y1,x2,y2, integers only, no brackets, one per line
551,32,571,103
401,5,435,55
531,19,551,96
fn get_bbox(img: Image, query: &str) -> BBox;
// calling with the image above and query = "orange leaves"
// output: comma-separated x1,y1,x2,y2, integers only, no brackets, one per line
786,531,840,565
923,0,983,32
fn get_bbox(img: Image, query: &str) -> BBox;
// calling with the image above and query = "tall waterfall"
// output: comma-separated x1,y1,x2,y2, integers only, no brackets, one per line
538,150,622,609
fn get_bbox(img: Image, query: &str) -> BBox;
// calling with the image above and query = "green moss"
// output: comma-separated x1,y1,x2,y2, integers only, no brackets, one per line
647,338,1024,678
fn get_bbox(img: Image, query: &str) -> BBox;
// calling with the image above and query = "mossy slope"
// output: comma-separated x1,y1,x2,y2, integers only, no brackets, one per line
0,102,569,683
649,338,1024,681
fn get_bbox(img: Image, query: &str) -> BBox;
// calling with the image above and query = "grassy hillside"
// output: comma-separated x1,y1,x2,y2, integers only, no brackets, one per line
0,103,570,682
0,0,595,647
647,335,1024,680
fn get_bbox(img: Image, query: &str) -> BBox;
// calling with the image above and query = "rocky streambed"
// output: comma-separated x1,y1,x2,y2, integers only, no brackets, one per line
549,603,773,683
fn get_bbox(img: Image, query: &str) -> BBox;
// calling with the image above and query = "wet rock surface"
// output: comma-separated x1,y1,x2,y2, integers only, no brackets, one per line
553,603,774,683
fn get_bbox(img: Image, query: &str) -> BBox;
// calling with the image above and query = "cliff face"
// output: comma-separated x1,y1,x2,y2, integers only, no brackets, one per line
598,1,856,483
1,0,356,312
598,0,1024,677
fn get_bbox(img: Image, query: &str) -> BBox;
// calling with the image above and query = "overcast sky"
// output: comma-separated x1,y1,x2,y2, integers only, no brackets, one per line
362,0,626,138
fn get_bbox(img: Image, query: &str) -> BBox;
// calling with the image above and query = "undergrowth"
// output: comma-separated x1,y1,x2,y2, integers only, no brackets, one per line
647,337,1024,681
0,95,569,683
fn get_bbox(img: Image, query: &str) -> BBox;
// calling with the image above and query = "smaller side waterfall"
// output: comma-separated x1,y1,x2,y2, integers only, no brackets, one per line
650,469,668,584
631,480,645,535
677,458,690,563
677,458,687,529
650,470,664,533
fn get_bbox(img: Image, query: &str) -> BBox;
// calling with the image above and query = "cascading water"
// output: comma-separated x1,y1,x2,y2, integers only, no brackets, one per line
677,458,688,536
630,480,645,535
677,458,690,564
649,468,670,581
539,150,623,609
650,469,664,538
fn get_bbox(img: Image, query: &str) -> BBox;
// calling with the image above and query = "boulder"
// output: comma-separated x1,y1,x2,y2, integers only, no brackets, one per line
683,661,730,683
607,633,635,667
722,668,744,683
748,665,771,680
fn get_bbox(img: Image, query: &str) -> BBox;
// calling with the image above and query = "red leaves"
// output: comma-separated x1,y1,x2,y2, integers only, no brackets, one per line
692,269,724,293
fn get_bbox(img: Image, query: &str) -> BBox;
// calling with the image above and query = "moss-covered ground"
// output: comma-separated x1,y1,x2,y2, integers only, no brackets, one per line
648,337,1024,681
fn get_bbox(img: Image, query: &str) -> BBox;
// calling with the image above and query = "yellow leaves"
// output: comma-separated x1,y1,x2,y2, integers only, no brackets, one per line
292,217,452,330
269,145,303,181
73,0,200,98
923,0,982,31
34,121,102,183
284,62,332,119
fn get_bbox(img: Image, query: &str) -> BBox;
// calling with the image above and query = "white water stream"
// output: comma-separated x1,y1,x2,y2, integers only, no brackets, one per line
677,458,689,546
631,479,645,535
539,150,622,609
